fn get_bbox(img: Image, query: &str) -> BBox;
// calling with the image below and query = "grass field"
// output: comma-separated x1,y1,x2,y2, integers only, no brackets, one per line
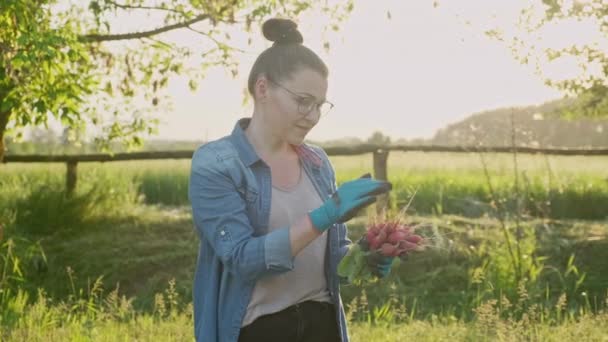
2,151,607,221
1,152,607,340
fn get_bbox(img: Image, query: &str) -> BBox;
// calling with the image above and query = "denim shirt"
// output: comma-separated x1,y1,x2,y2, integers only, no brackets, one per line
188,118,352,342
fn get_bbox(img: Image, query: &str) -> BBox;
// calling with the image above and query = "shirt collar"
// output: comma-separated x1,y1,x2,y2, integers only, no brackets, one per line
230,118,260,167
229,117,323,169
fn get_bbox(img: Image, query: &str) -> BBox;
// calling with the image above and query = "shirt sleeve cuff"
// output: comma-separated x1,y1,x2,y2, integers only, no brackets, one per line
264,227,295,271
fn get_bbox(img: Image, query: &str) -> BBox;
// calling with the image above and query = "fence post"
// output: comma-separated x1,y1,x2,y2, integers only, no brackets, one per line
66,161,78,196
373,148,390,215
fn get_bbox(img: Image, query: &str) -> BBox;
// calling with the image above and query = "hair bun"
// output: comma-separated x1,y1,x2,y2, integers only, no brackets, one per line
262,18,303,45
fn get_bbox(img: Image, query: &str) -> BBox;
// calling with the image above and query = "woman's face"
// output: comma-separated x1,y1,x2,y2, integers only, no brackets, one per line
262,67,329,145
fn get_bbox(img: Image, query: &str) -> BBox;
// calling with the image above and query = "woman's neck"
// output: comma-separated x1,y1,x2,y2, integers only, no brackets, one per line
244,115,295,161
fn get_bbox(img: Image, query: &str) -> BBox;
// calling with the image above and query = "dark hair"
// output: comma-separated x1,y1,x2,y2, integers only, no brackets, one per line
247,18,329,96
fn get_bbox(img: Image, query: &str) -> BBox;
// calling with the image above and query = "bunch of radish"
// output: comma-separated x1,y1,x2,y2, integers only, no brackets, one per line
338,220,425,283
360,221,424,258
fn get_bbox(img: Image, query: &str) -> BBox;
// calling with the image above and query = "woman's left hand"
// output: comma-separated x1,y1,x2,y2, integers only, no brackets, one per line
367,253,395,278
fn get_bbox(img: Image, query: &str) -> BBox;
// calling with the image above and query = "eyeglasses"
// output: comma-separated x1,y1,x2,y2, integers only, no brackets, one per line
268,78,334,117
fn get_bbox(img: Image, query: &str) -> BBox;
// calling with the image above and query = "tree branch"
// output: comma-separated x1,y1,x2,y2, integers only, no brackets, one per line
103,0,188,16
79,14,211,42
185,26,246,53
0,42,12,54
142,37,175,50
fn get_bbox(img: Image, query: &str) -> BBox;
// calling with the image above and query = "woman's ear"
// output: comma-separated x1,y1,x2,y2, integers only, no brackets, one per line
254,75,269,103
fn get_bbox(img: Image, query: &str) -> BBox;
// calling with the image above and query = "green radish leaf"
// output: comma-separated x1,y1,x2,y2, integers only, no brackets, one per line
338,244,361,279
391,257,402,270
350,248,366,283
338,244,375,284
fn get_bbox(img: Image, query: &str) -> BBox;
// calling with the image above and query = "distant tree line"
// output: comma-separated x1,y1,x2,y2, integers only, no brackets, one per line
6,97,607,155
432,99,608,148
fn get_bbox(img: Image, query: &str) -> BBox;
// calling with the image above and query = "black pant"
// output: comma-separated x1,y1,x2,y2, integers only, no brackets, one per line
238,300,341,342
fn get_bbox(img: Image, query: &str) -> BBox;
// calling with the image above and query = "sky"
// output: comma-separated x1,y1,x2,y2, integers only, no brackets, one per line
54,0,596,143
155,0,568,142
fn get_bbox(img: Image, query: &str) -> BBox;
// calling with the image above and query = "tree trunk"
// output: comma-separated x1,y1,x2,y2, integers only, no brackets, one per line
0,110,10,163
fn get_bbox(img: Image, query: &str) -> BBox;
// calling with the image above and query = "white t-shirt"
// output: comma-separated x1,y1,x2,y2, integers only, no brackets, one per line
241,164,331,327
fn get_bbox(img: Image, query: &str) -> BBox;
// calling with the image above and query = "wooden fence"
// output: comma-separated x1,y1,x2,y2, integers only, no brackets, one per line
4,144,608,210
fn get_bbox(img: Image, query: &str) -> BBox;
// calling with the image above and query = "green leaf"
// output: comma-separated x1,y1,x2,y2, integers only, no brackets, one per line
188,79,198,91
338,244,360,278
34,100,46,113
0,100,14,112
338,244,369,283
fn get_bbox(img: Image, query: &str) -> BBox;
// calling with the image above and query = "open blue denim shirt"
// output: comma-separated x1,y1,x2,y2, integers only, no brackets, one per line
188,118,352,342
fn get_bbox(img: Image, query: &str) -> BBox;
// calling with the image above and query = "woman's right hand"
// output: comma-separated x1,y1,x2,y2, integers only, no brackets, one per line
308,174,392,232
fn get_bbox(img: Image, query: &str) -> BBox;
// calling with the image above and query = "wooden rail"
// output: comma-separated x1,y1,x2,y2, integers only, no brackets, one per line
4,145,608,208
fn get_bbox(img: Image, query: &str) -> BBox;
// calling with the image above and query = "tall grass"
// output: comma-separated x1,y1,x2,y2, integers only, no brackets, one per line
0,164,141,235
1,276,607,341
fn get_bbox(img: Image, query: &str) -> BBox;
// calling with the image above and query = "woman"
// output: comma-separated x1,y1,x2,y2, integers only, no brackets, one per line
188,18,394,342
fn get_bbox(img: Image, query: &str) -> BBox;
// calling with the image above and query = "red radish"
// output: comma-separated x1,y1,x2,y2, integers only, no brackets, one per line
376,230,387,245
398,240,418,251
366,230,377,242
388,231,408,244
380,243,397,256
397,226,411,234
369,236,382,250
405,235,422,244
359,221,424,257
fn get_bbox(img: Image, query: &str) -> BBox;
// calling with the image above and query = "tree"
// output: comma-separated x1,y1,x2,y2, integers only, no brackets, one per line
366,131,391,146
0,0,354,161
434,0,608,119
483,0,608,118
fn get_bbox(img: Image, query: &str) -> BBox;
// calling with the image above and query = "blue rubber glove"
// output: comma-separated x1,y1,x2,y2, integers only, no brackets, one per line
368,254,395,278
308,174,392,232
